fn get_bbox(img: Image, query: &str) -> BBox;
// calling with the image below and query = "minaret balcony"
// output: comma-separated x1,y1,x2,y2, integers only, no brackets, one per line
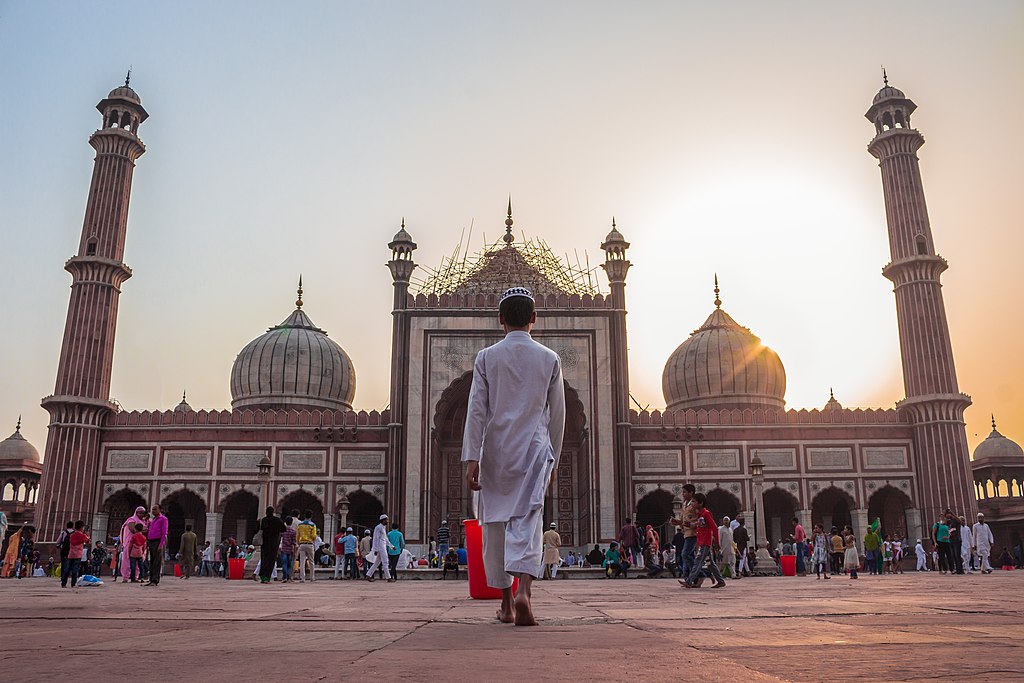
881,254,948,284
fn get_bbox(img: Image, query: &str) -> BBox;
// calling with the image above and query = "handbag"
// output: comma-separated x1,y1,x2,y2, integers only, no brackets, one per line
365,550,379,565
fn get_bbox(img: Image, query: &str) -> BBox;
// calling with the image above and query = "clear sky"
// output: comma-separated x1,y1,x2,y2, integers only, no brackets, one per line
2,2,1022,458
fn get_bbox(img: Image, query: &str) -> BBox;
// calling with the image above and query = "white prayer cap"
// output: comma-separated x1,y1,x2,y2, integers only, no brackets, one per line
549,522,556,528
977,513,984,518
499,286,534,304
346,527,353,531
441,520,448,525
722,516,731,523
380,514,388,520
364,529,371,535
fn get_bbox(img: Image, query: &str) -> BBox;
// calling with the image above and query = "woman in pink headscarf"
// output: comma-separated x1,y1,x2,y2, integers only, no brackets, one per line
118,506,148,583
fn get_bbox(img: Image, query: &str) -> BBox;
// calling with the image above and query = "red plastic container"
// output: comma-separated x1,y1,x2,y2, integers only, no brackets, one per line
228,557,245,580
780,555,796,576
462,518,518,600
173,563,182,577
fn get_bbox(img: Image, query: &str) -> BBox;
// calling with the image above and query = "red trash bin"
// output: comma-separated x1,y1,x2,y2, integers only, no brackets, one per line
173,563,182,577
462,519,518,600
780,555,796,576
228,557,245,580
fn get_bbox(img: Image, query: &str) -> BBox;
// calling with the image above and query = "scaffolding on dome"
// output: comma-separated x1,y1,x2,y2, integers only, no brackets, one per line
413,231,604,298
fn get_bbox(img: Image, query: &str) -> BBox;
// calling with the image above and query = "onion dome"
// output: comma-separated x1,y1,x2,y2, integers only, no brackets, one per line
0,417,41,463
973,416,1023,463
662,279,786,412
872,85,905,104
824,388,843,411
107,85,141,104
174,391,193,413
230,279,356,411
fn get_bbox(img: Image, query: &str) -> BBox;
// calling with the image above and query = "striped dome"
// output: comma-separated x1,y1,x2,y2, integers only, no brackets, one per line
662,306,786,412
230,307,355,411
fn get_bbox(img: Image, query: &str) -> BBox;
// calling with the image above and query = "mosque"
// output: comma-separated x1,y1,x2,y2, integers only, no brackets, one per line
10,77,1023,556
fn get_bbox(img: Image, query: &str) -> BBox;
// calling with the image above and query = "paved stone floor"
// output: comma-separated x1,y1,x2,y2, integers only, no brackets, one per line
1,571,1022,681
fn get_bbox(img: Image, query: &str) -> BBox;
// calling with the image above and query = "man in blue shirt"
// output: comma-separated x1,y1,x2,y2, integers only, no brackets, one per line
387,523,405,579
456,543,468,565
338,527,358,579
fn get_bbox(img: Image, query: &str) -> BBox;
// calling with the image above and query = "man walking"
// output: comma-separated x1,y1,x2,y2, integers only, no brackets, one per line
973,513,995,574
366,514,395,582
437,520,451,562
462,287,566,626
542,523,561,580
733,516,750,577
670,484,698,578
792,516,808,575
178,524,199,579
679,493,726,589
57,521,74,588
145,504,168,586
296,510,318,582
618,517,641,568
257,508,286,584
387,522,405,580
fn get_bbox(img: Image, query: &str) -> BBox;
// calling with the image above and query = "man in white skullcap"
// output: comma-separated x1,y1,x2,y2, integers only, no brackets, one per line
542,522,561,580
972,513,995,574
463,287,565,626
366,514,396,583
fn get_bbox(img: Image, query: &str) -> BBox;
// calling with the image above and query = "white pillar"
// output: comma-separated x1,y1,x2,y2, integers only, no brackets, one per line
905,507,922,542
205,512,223,546
91,512,109,545
323,513,336,542
853,508,869,540
798,508,812,531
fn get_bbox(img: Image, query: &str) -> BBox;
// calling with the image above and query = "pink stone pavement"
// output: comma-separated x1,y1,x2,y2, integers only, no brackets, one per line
2,572,1022,681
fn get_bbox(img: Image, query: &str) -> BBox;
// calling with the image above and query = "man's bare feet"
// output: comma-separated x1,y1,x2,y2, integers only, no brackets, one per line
496,586,516,623
513,575,538,626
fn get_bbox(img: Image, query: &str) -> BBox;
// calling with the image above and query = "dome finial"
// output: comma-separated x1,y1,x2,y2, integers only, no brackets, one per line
296,275,304,309
612,216,616,229
830,387,835,400
182,390,187,403
503,196,514,245
992,413,997,431
881,65,888,87
713,273,721,309
125,66,132,88
401,216,405,229
15,415,21,433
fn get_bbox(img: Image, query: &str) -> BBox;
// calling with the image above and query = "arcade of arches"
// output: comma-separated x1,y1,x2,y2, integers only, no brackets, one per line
429,371,590,547
279,489,325,533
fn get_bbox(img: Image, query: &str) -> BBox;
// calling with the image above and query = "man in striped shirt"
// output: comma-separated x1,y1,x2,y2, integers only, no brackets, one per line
437,520,451,562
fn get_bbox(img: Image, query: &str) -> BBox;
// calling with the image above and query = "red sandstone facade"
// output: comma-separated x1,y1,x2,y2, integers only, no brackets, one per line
31,78,1008,553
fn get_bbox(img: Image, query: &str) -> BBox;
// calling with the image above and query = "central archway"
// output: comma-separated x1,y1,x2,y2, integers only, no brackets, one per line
220,490,259,544
161,489,207,553
811,486,854,532
429,370,589,547
868,485,912,537
279,489,325,534
763,486,799,546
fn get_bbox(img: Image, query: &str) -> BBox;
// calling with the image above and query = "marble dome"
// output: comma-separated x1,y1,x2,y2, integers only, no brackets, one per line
662,295,786,412
230,299,356,412
973,419,1023,463
0,421,41,463
107,85,141,104
872,85,905,104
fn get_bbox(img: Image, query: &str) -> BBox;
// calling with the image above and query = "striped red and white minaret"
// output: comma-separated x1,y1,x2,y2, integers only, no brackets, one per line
35,77,148,541
866,73,976,525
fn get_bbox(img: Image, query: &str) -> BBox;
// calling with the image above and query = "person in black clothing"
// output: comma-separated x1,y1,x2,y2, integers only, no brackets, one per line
258,507,287,584
945,510,964,574
586,545,604,567
56,521,74,587
732,520,751,577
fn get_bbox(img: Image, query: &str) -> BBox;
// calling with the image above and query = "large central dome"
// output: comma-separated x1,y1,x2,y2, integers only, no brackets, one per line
662,286,786,412
230,287,355,412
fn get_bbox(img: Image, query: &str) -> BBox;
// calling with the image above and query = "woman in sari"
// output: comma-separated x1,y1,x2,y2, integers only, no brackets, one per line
118,506,148,583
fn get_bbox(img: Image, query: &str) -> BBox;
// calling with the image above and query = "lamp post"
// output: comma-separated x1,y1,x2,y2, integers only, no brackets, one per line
257,455,272,511
750,454,776,573
338,493,350,531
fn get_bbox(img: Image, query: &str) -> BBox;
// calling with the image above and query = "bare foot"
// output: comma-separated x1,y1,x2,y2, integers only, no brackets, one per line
496,607,515,623
513,592,537,626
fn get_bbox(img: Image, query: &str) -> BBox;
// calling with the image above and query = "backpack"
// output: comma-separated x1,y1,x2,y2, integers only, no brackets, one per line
57,529,71,557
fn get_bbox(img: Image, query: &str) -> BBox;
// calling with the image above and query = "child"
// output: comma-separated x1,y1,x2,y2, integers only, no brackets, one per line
843,532,859,579
999,547,1015,571
892,537,904,574
811,524,831,580
882,535,894,574
91,542,106,577
67,521,90,588
129,523,147,582
914,539,927,571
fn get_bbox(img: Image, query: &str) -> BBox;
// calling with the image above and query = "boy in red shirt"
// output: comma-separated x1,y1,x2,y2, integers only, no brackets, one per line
678,493,726,589
67,520,90,588
129,523,148,582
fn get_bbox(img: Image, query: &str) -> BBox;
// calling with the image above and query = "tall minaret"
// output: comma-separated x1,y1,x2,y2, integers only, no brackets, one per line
601,220,632,522
36,78,148,541
866,75,976,525
387,219,416,534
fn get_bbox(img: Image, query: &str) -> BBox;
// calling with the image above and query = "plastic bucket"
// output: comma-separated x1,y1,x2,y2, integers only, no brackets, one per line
173,563,182,577
462,519,518,599
228,557,245,580
780,554,796,576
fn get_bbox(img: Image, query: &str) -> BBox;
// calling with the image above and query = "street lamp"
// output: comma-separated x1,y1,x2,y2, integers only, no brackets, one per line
257,455,272,511
749,454,776,573
338,493,350,530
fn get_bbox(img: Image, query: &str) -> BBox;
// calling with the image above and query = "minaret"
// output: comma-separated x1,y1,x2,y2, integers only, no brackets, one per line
600,219,633,520
36,77,148,541
387,219,417,531
866,75,976,524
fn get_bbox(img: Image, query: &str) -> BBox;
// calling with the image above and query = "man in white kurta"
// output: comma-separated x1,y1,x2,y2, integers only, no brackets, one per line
972,513,995,573
366,514,395,582
463,287,565,626
542,523,562,579
959,517,974,574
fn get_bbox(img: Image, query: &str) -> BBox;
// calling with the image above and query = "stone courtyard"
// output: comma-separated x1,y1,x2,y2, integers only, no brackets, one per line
1,572,1021,681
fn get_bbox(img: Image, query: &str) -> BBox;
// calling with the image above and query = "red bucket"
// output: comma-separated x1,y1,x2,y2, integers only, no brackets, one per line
228,557,246,580
780,554,796,576
173,563,182,577
462,519,518,600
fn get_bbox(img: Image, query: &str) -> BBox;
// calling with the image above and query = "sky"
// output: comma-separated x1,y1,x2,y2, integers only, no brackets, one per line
1,2,1022,458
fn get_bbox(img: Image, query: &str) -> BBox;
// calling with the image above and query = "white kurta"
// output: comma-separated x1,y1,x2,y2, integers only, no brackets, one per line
371,523,392,555
960,524,974,554
972,522,994,554
461,331,566,523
